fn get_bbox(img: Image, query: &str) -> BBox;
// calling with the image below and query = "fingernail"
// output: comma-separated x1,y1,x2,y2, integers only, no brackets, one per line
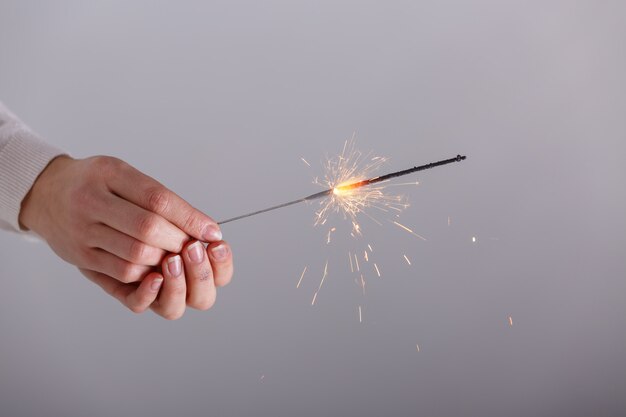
203,224,223,242
167,255,182,277
211,244,229,260
151,277,163,291
187,241,204,264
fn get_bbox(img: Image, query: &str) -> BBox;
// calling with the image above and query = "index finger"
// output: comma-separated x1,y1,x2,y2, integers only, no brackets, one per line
107,161,223,242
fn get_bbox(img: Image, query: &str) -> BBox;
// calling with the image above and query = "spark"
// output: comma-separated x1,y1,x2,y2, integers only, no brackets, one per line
508,316,513,326
472,236,477,243
392,221,427,241
403,254,412,265
360,274,366,295
327,227,336,244
319,261,329,289
364,250,369,262
311,261,329,306
296,266,307,288
358,306,362,323
374,263,381,277
300,157,311,167
354,253,360,272
416,344,420,352
349,251,354,273
367,244,373,252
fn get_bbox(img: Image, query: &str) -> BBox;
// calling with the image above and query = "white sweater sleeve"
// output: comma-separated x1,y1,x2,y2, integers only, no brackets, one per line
0,102,66,233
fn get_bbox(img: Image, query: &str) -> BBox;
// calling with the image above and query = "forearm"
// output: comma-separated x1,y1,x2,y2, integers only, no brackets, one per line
0,102,66,232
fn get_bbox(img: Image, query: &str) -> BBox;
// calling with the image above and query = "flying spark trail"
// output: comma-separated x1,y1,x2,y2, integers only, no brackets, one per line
296,266,307,288
392,221,427,241
311,261,329,306
217,154,467,224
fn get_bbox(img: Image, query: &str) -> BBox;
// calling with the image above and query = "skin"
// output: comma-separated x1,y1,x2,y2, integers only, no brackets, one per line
19,155,234,319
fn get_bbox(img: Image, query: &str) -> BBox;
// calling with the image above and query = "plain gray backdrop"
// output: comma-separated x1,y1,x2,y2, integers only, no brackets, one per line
1,1,625,416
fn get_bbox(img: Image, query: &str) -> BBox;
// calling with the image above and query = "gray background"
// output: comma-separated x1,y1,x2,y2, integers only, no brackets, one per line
1,1,625,416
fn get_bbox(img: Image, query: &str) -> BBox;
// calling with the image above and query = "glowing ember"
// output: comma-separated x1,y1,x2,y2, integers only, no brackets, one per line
314,138,408,232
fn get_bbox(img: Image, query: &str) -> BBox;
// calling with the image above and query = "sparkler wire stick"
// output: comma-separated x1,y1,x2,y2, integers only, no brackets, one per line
218,154,466,225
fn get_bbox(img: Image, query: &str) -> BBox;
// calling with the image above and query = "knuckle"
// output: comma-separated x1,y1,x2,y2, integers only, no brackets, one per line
182,212,202,236
128,239,149,263
118,263,140,284
217,272,233,287
90,155,122,177
198,267,213,282
145,186,171,214
162,308,185,321
193,294,216,311
128,303,146,314
171,284,187,298
135,213,160,240
78,247,95,266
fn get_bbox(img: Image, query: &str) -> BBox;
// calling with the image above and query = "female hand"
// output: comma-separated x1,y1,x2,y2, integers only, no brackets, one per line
19,155,232,317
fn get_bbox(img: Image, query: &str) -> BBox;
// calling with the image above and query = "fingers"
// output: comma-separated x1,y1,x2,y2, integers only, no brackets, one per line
96,193,189,253
80,268,163,314
86,223,165,266
207,241,234,287
181,241,217,310
81,240,232,318
86,249,153,283
151,254,187,320
106,162,222,243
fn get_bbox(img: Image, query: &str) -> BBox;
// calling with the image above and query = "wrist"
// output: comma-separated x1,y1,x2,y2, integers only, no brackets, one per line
19,155,74,234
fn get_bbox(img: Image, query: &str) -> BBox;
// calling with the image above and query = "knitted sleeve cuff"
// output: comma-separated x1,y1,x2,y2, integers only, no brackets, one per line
0,127,66,232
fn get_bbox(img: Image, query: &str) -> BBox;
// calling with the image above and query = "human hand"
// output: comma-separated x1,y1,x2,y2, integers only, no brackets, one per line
19,155,231,316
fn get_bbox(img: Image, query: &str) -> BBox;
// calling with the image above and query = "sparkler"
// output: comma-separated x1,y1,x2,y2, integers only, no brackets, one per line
218,154,466,225
217,138,466,320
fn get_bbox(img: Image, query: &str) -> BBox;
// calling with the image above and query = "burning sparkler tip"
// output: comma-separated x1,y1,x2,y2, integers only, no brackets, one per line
218,151,467,225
